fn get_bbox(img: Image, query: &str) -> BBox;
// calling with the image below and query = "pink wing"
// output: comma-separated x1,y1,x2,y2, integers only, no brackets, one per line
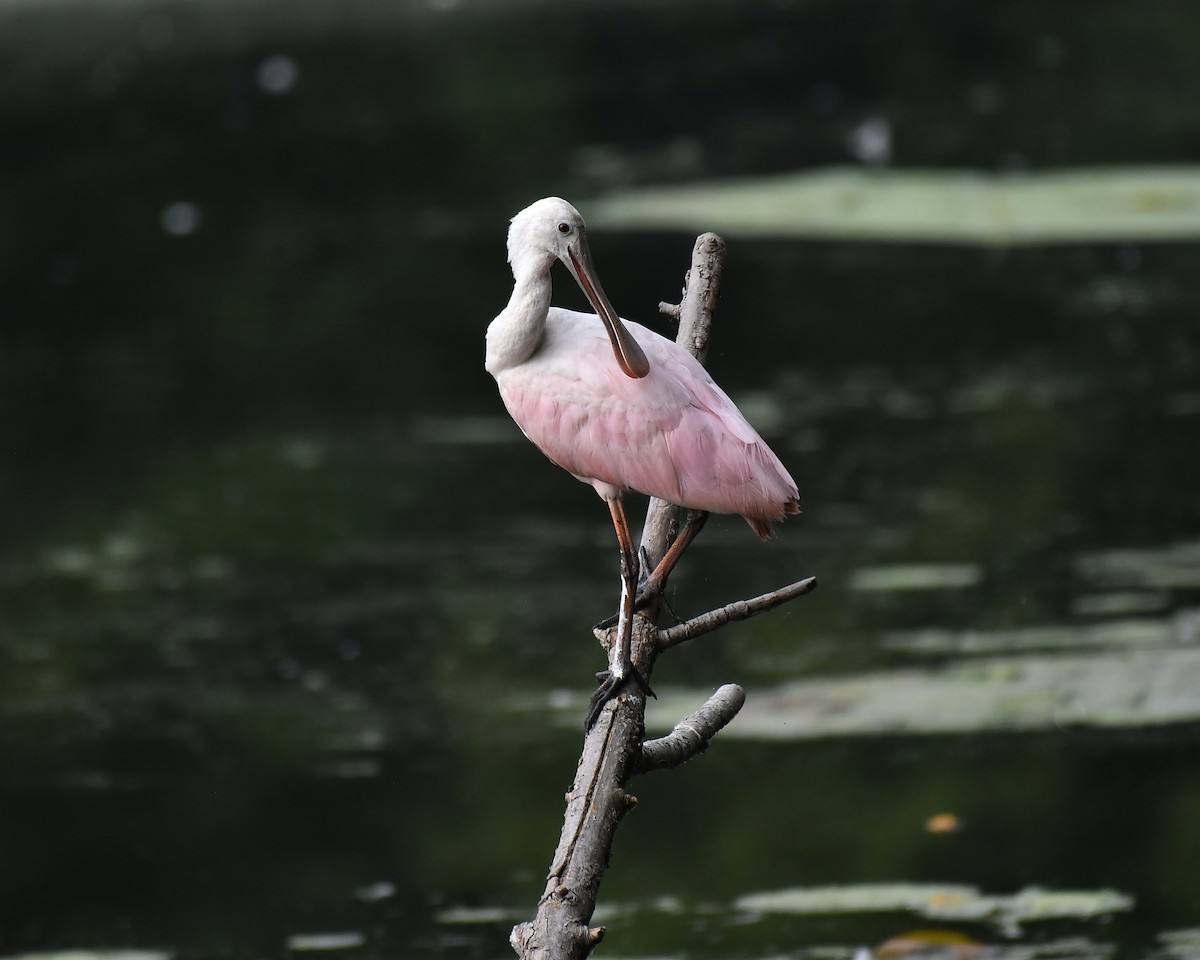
496,310,799,538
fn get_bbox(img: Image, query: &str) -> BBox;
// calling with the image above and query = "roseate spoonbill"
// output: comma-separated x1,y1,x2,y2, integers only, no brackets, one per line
486,197,799,729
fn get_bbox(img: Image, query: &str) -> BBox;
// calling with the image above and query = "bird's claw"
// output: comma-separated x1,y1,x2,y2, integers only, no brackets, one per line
637,545,654,588
593,585,676,632
584,663,656,731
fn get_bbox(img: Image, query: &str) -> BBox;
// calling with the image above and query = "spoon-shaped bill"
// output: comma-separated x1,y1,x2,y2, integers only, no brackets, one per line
564,234,650,379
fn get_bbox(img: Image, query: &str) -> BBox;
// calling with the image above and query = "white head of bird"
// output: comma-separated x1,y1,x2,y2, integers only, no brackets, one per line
488,197,650,380
505,196,585,274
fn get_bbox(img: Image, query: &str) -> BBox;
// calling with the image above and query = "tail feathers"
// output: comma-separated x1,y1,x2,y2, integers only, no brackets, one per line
745,495,802,542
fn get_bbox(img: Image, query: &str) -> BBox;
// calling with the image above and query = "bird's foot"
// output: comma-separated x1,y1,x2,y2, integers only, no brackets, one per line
595,546,687,631
593,581,680,631
584,662,656,731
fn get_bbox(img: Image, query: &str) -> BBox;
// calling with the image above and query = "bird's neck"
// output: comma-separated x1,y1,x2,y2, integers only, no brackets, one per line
485,267,552,375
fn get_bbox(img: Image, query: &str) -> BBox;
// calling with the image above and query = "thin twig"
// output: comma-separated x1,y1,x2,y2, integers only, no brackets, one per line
639,234,725,575
658,576,819,650
637,684,746,774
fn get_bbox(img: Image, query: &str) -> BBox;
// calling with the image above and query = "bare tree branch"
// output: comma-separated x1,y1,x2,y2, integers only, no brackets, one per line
637,684,746,774
513,231,799,960
658,576,818,650
512,233,726,960
511,620,656,958
675,232,724,363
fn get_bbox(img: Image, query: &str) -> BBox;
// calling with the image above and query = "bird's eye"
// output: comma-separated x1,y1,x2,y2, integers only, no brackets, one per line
557,222,571,235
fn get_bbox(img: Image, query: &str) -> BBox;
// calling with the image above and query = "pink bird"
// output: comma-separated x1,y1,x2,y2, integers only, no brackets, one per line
486,197,800,729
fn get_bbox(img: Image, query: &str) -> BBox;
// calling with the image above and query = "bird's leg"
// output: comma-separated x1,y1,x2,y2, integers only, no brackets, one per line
639,509,709,603
594,509,709,630
585,497,655,730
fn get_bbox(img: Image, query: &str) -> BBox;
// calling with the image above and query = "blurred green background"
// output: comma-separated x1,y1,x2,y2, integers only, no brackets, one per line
2,1,1199,958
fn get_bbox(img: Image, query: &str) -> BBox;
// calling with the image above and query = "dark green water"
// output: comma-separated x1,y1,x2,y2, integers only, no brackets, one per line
2,1,1200,958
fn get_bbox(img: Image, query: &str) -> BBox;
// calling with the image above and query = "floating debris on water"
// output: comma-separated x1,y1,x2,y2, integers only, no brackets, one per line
1157,927,1200,960
353,880,396,903
650,646,1200,737
863,932,1120,960
435,905,517,925
850,564,984,592
734,883,1133,932
736,883,980,917
2,953,173,960
880,617,1178,656
1071,592,1171,617
925,812,964,834
590,166,1200,244
873,928,985,959
285,932,366,951
1076,541,1200,590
